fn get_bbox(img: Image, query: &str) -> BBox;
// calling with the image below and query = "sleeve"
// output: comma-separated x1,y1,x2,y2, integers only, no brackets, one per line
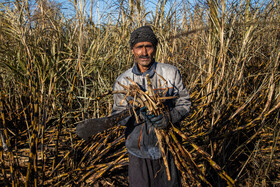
169,69,191,124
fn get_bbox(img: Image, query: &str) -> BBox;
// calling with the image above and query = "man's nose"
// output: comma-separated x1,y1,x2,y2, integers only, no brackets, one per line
141,47,148,55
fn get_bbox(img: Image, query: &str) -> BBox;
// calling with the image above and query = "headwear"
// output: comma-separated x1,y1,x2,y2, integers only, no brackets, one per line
129,26,158,49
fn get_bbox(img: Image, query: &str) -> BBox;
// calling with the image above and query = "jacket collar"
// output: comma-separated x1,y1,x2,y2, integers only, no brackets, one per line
132,59,157,78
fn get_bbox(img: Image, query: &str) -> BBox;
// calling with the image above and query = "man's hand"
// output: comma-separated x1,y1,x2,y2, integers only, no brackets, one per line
140,107,169,129
149,114,169,129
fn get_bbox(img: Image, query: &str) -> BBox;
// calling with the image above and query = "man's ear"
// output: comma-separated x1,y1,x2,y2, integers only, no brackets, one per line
131,49,135,56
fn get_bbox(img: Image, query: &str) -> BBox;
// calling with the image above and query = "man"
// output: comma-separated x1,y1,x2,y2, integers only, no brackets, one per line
111,26,191,187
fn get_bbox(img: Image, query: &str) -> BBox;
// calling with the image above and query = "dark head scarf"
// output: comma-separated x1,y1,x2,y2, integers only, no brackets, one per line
129,26,158,49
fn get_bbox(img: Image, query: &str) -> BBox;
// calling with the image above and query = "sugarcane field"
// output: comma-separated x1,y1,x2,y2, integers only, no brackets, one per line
0,0,279,186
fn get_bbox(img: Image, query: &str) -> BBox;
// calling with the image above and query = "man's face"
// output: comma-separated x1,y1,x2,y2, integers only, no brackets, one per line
132,41,156,72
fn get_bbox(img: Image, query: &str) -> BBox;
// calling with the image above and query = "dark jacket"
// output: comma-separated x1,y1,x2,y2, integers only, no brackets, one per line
111,61,191,159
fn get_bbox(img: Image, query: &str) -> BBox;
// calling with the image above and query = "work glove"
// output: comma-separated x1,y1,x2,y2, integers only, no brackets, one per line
140,107,170,129
149,113,169,129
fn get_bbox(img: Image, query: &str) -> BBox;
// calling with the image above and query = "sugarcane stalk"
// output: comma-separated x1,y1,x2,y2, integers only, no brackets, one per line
154,129,171,181
172,125,235,186
145,74,171,180
89,151,127,184
0,91,13,186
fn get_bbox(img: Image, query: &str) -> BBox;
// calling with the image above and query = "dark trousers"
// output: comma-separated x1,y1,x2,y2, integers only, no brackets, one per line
128,153,181,187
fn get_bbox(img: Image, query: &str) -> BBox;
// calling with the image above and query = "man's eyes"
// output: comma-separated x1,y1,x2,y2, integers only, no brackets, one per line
136,45,153,49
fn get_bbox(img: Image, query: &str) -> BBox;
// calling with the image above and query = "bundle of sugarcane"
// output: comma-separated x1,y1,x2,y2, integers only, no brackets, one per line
138,73,234,186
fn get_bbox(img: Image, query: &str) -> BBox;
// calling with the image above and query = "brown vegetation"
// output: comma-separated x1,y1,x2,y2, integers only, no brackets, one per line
0,0,279,186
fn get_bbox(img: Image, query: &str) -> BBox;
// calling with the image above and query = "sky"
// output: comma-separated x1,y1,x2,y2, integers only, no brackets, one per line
50,0,198,23
1,0,270,25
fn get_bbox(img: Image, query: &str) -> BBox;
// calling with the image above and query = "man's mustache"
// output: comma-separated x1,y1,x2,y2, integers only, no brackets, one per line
139,55,150,59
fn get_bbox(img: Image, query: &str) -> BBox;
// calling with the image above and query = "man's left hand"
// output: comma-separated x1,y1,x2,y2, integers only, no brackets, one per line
149,113,169,129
